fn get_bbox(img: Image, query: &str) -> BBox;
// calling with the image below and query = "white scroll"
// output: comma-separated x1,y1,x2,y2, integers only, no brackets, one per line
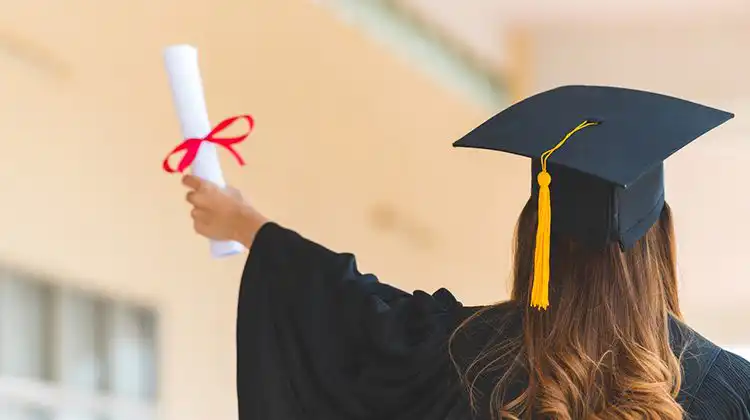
164,44,245,258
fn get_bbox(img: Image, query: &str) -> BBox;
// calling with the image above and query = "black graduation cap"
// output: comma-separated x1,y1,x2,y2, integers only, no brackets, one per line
453,85,734,309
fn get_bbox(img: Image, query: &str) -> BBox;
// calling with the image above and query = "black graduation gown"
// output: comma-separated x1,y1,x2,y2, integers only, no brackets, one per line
236,223,750,419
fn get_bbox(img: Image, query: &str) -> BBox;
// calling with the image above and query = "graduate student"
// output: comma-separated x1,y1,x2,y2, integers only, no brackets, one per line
183,85,750,419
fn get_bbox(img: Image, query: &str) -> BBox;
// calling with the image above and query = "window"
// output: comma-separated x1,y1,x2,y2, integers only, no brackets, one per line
0,269,158,420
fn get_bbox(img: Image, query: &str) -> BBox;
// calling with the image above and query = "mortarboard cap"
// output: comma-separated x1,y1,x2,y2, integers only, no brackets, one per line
453,85,734,309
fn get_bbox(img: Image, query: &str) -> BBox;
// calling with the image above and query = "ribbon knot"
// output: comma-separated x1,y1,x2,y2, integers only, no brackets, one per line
163,114,254,173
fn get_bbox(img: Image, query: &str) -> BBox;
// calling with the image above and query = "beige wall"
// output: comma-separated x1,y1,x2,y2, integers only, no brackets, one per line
0,0,514,419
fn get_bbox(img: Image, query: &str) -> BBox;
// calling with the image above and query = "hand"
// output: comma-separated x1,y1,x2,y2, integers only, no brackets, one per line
182,175,268,247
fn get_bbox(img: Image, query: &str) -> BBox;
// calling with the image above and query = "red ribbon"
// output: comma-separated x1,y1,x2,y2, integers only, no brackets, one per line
163,114,254,173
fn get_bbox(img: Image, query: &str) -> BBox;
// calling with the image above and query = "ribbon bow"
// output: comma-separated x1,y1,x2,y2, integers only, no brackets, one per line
163,114,254,173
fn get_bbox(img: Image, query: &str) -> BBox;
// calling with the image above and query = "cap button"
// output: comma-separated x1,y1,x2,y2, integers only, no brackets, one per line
537,171,551,187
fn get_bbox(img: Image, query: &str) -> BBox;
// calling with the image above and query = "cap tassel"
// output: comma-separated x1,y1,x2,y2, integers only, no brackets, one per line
531,121,599,310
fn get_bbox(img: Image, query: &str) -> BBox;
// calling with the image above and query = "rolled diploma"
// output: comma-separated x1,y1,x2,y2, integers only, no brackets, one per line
164,44,245,258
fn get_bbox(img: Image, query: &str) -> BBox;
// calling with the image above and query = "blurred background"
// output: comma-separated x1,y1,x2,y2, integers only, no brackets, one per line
0,0,748,419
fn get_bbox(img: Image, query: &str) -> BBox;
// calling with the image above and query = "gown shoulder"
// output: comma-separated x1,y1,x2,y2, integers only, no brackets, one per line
686,346,750,419
236,222,484,419
671,319,750,419
236,222,750,419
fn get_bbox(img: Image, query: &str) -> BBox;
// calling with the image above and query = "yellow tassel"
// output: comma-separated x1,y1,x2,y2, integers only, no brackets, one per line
531,170,552,309
530,121,599,310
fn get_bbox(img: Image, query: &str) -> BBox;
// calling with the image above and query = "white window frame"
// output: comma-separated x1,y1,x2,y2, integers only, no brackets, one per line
0,269,158,420
0,376,156,419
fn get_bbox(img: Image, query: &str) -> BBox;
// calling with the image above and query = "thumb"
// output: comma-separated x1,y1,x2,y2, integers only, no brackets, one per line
182,174,208,191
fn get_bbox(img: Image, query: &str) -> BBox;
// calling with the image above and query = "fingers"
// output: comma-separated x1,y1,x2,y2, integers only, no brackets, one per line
192,218,210,236
184,176,219,238
182,174,211,191
181,174,200,190
191,208,209,232
185,183,216,208
190,207,209,221
185,190,202,207
190,207,204,219
190,209,214,237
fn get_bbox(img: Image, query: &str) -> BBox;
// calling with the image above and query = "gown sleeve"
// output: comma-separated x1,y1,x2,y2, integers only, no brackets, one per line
235,222,474,420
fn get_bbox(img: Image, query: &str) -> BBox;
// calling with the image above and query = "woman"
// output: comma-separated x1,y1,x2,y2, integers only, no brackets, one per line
183,86,750,419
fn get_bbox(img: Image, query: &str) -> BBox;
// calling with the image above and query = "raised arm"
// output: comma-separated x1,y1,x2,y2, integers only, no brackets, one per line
180,175,473,420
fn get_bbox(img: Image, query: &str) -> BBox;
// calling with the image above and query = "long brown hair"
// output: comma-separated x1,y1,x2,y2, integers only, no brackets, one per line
453,200,684,419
